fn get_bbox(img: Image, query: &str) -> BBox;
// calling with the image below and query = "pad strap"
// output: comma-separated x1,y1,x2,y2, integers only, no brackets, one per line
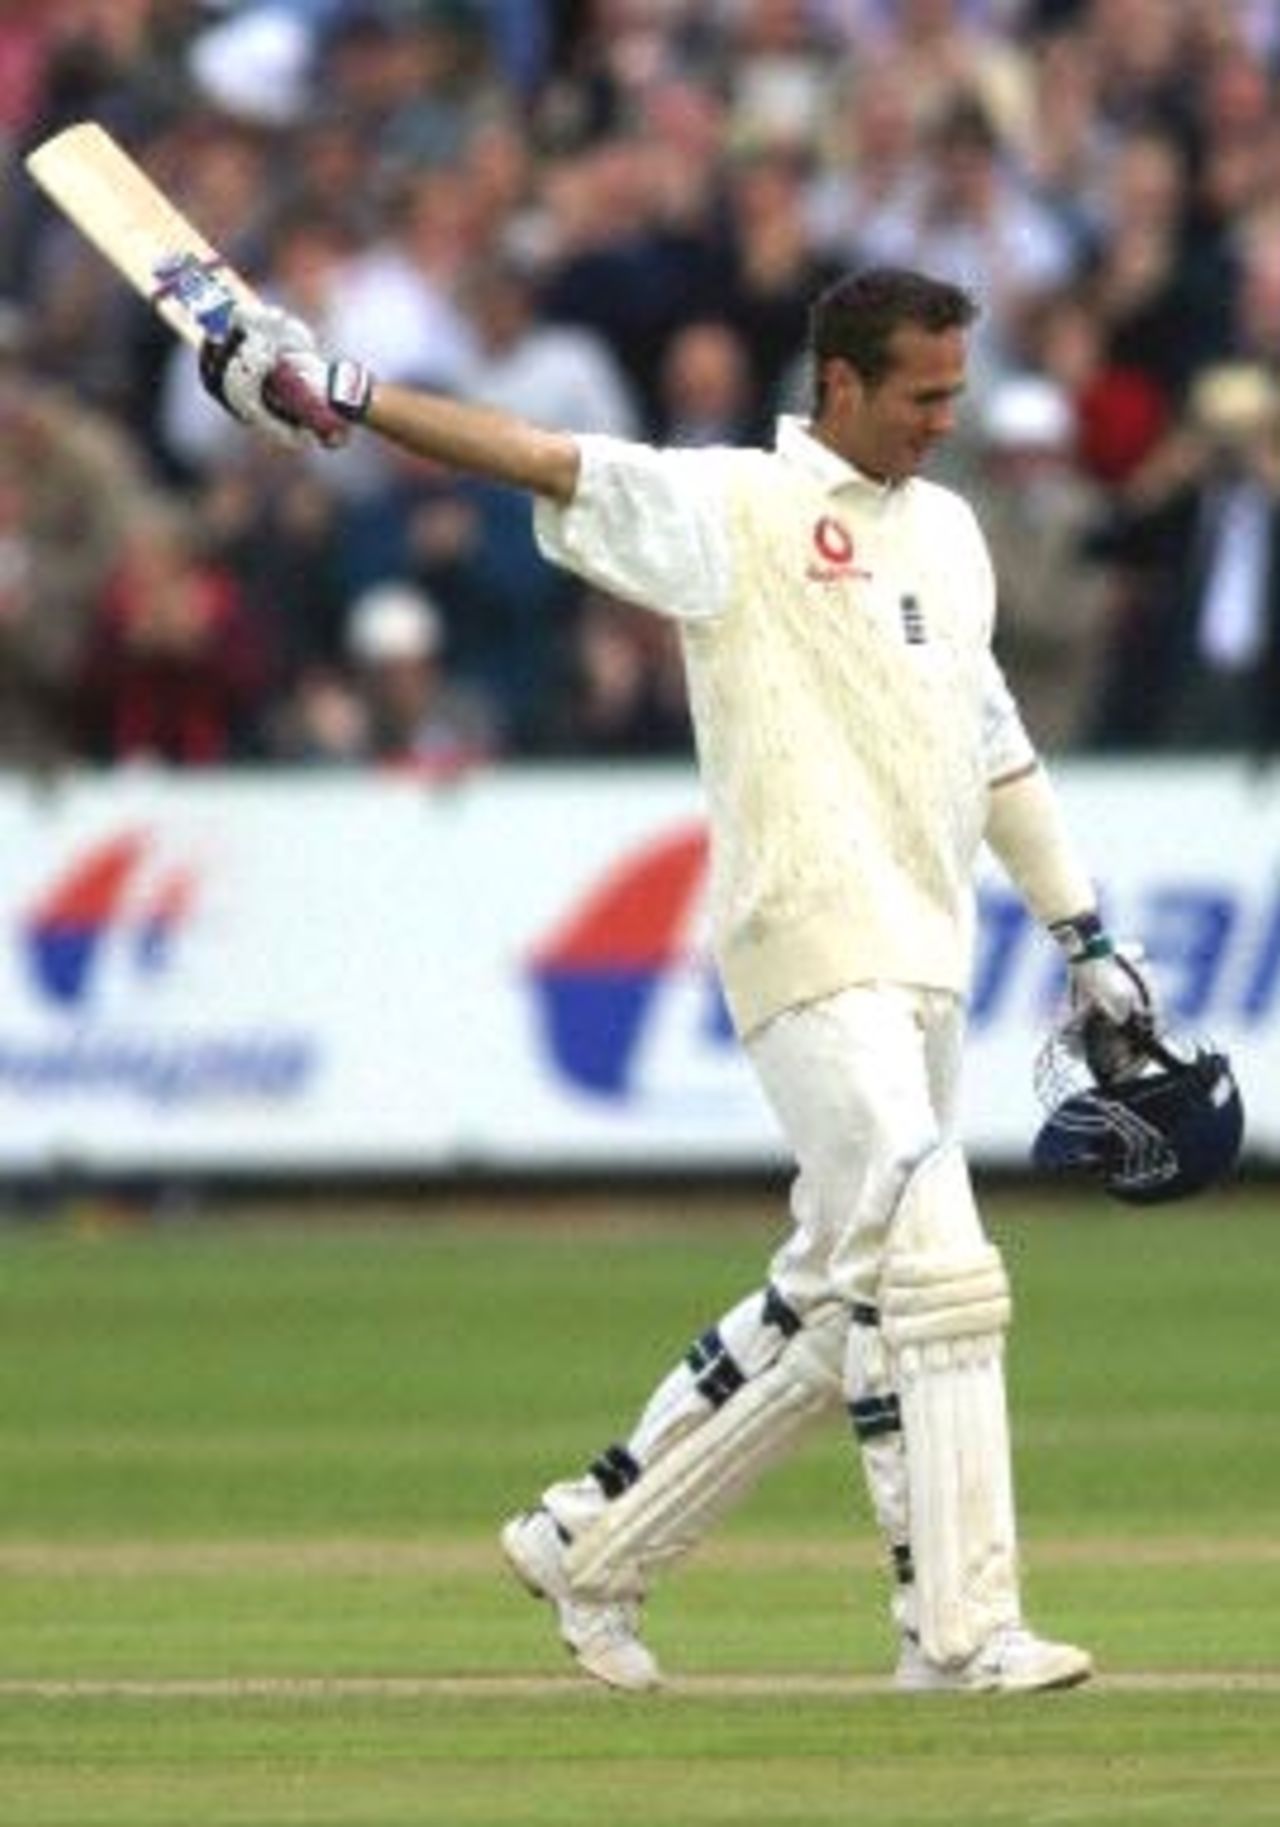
563,1308,844,1600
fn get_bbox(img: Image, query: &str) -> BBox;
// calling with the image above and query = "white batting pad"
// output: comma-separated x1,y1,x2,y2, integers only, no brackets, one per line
880,1143,1020,1665
563,1307,844,1601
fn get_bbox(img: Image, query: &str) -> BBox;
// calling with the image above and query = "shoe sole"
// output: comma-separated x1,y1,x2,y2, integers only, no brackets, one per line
898,1659,1094,1694
999,1659,1093,1694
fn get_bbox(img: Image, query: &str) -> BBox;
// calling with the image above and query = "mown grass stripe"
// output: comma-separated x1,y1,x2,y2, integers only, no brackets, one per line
1,1672,1279,1700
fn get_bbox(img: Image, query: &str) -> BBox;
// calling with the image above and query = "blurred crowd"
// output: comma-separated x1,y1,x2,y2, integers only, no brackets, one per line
3,0,1280,776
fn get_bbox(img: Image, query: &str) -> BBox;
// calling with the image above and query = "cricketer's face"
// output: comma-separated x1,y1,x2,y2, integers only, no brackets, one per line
818,324,968,483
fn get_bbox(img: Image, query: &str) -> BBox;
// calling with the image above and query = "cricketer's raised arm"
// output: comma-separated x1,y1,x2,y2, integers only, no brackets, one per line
199,303,582,500
370,383,733,619
200,301,733,623
365,380,582,504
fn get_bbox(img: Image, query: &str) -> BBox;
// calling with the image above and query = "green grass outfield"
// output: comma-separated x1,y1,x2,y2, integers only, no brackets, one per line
0,1184,1277,1825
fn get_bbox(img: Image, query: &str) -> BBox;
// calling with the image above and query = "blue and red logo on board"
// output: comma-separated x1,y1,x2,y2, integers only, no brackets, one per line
527,824,733,1098
24,832,197,1009
2,828,317,1107
525,822,1280,1101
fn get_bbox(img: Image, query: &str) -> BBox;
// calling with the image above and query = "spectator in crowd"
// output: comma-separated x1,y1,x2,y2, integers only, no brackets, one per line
655,320,760,447
268,659,369,766
538,135,723,414
1082,0,1196,139
719,0,842,152
544,591,691,760
20,0,177,150
634,75,728,248
343,578,498,777
457,253,640,436
855,93,1081,398
0,319,145,770
324,162,482,401
185,5,314,132
459,115,543,261
1190,35,1278,242
715,150,843,420
806,64,921,264
1017,26,1111,248
964,374,1110,751
77,499,267,766
832,0,1034,147
1030,286,1171,488
533,0,710,150
1225,224,1280,373
4,0,1280,764
1083,127,1223,404
194,454,352,686
267,111,378,234
1089,362,1280,755
311,0,505,171
339,435,576,746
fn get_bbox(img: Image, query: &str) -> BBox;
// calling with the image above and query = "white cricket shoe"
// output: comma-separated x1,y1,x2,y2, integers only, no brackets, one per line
896,1623,1093,1694
501,1508,662,1692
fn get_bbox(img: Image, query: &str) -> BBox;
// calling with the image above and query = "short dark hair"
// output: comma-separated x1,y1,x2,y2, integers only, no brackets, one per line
809,268,978,403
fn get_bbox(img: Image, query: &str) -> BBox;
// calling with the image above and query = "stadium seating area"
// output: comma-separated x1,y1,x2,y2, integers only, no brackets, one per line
3,0,1280,769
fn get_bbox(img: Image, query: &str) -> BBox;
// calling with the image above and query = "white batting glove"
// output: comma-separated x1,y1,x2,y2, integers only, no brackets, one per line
1050,912,1154,1028
200,305,373,450
199,304,315,448
263,347,373,449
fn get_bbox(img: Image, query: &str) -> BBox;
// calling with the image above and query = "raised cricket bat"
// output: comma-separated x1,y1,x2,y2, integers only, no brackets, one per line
24,120,258,346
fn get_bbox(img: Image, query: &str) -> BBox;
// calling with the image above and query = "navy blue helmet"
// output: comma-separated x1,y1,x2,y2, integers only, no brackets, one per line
1033,1014,1244,1206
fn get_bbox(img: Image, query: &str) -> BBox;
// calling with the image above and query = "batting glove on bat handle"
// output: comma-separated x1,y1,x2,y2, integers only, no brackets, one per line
200,326,297,445
198,313,311,450
263,351,373,449
198,327,241,409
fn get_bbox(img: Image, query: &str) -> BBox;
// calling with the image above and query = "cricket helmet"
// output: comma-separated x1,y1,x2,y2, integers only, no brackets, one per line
1032,1013,1244,1206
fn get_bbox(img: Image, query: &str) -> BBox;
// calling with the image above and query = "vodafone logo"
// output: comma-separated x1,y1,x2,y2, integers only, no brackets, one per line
806,514,868,583
814,515,853,565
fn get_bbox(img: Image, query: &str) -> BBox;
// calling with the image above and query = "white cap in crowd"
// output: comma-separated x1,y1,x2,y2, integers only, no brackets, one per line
187,7,313,128
981,376,1075,452
346,583,444,666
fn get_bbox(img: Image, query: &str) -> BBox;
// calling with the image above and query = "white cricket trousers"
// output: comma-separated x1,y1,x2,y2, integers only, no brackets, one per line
749,981,967,1314
538,981,972,1552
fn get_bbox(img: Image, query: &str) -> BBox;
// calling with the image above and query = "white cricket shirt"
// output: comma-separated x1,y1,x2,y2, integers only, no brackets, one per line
535,416,1036,1034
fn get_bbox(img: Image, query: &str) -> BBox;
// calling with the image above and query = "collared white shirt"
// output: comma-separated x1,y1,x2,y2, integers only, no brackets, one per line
535,415,1033,778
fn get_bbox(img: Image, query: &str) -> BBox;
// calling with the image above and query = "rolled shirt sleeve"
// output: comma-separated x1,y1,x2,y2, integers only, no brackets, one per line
534,434,733,621
981,649,1037,782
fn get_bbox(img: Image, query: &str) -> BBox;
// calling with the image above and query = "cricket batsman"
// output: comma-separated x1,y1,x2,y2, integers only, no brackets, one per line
200,265,1150,1693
